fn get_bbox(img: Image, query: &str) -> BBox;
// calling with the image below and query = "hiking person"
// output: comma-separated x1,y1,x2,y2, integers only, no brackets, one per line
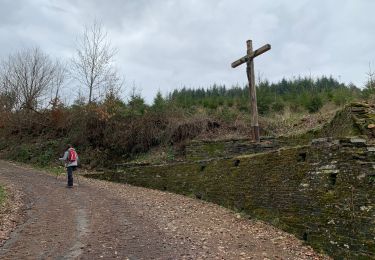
59,144,79,188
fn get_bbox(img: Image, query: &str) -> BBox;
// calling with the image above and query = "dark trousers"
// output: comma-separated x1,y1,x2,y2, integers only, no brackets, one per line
67,166,75,186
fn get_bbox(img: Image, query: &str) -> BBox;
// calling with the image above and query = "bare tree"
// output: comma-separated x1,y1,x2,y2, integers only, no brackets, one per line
366,62,375,90
0,69,17,112
49,60,68,108
72,21,120,103
0,47,61,111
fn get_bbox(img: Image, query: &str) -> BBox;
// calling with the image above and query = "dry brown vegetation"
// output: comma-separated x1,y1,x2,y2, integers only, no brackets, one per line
0,99,249,167
0,95,343,169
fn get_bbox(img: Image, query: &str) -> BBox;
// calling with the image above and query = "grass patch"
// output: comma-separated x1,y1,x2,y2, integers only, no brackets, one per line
0,185,6,207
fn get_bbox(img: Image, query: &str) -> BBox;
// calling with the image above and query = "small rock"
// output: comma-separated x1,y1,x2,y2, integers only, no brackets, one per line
311,138,328,145
350,138,367,146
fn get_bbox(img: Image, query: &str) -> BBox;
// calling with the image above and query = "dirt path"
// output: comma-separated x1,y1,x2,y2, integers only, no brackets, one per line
0,161,329,259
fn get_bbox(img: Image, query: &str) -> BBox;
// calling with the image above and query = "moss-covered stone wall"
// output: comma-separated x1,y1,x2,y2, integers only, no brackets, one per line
87,138,375,259
185,137,279,161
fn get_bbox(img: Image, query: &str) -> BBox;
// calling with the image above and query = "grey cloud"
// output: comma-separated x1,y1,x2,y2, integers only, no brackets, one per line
0,0,374,102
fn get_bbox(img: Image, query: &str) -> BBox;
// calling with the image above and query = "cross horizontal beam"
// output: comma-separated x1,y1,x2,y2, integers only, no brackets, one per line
231,44,271,68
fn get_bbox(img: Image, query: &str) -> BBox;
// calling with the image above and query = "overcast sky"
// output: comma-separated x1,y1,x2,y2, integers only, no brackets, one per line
1,0,374,103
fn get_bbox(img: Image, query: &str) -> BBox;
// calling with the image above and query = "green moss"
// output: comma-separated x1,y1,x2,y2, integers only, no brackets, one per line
321,190,337,202
203,142,225,154
251,208,278,221
186,142,227,161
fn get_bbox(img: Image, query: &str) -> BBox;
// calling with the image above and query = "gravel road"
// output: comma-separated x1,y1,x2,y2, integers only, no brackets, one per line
0,161,329,259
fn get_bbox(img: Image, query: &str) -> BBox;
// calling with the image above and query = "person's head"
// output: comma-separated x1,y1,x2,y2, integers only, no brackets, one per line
67,144,73,150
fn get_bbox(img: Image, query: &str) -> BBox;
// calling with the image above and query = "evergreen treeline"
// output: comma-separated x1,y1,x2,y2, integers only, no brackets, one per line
164,76,361,114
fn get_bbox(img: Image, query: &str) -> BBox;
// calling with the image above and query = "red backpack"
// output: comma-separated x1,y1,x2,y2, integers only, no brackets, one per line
68,148,78,162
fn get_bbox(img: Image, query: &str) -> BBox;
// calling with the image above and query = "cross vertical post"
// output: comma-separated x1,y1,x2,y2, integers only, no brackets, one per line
246,40,260,142
231,40,271,143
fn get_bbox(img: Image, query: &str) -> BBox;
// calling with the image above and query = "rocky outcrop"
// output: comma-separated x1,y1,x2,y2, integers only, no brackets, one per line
308,102,375,139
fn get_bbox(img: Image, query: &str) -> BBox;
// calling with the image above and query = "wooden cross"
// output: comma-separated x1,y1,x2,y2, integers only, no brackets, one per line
231,40,271,142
